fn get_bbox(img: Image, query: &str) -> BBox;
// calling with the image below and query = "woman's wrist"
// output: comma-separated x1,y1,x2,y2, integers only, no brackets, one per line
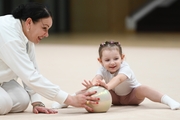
64,95,74,106
32,102,45,108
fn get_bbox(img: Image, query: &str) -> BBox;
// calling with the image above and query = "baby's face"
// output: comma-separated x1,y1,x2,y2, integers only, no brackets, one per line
100,49,122,74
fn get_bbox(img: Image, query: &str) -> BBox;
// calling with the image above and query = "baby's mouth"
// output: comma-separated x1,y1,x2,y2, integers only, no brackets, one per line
109,66,116,69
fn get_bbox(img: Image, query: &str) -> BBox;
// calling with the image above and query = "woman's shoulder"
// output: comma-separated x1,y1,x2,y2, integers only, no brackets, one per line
0,15,21,30
0,15,24,42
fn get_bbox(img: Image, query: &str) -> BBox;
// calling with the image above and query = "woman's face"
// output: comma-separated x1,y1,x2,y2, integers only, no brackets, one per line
24,17,52,44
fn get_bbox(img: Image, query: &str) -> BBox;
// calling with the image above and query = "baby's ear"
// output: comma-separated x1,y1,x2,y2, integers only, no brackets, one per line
97,58,102,63
121,54,125,60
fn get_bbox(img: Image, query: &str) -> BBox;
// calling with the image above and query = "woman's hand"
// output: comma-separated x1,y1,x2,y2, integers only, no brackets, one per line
64,90,100,112
32,102,58,114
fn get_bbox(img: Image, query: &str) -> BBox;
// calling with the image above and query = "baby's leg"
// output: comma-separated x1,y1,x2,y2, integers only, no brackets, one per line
109,90,121,105
135,85,180,110
109,89,144,105
135,85,163,102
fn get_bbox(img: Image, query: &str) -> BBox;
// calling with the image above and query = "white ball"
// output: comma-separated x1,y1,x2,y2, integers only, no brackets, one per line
86,86,112,113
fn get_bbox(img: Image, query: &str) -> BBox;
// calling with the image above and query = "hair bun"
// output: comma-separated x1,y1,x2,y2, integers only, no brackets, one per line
12,4,25,19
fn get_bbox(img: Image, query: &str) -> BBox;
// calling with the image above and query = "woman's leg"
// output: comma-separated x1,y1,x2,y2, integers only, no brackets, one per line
135,85,180,110
2,80,30,113
0,87,13,115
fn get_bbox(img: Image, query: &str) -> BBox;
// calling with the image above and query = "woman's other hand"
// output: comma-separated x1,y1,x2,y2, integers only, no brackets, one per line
32,102,58,114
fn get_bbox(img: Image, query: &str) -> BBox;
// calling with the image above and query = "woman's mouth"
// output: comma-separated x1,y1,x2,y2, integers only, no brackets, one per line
38,37,42,40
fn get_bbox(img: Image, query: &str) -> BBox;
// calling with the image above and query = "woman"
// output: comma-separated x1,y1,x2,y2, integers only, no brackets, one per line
0,2,99,115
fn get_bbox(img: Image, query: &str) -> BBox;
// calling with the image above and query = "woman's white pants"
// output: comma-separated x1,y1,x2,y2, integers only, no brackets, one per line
0,80,30,115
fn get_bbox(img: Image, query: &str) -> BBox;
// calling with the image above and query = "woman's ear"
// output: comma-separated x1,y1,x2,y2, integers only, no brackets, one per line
25,18,32,30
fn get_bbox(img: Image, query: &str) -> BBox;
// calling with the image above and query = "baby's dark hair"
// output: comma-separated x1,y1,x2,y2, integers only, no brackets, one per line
12,2,52,23
98,41,122,58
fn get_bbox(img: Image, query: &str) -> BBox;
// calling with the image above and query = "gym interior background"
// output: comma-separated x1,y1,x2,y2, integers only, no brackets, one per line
1,1,180,119
1,0,180,34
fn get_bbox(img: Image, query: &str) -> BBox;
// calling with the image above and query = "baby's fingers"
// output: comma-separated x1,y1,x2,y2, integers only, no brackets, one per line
82,80,93,88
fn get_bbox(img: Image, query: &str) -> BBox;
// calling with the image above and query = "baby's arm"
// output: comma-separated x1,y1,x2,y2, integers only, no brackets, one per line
106,73,128,90
92,75,103,85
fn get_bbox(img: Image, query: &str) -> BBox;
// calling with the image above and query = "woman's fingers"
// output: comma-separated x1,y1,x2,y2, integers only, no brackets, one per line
33,107,58,114
83,104,93,112
84,90,97,96
47,109,58,114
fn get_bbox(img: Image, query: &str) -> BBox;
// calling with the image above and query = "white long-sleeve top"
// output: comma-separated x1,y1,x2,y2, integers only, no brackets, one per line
0,15,68,104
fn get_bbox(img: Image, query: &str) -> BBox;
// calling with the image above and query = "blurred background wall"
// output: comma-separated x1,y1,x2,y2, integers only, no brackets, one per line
0,0,180,34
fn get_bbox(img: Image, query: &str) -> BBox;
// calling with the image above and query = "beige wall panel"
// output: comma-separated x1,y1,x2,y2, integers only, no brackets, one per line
70,0,147,33
70,0,109,33
107,0,129,33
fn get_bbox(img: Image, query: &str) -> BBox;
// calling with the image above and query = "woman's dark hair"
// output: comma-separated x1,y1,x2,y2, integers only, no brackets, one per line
12,2,52,23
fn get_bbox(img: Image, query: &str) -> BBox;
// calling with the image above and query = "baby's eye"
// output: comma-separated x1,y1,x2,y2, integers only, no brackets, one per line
105,59,110,62
114,57,119,60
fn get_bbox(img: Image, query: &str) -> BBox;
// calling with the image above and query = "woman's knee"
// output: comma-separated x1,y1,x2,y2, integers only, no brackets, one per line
10,92,30,113
2,80,30,113
0,95,13,115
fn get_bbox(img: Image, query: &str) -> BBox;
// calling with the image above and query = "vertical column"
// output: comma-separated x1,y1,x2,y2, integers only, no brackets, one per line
54,0,70,33
0,0,3,15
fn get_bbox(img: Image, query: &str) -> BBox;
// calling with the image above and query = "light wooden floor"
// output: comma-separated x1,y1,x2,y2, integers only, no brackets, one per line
42,32,180,48
2,33,180,120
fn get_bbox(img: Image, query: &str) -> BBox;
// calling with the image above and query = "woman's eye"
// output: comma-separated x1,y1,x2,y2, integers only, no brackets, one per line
42,27,48,31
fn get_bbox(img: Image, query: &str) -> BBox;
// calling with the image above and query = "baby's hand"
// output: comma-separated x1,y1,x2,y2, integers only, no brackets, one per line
82,80,94,89
76,80,94,95
82,79,108,90
95,79,108,89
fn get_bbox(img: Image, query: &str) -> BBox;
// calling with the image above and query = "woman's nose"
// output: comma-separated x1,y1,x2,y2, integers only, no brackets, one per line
44,32,49,37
